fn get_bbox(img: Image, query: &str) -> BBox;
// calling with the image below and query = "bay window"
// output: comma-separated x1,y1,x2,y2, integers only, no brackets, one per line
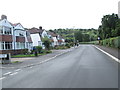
0,42,12,50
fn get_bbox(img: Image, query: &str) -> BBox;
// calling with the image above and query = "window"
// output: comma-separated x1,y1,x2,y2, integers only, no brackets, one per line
16,42,25,49
21,43,25,49
16,42,19,49
0,26,3,34
0,42,12,50
19,33,24,36
5,42,12,50
4,27,12,35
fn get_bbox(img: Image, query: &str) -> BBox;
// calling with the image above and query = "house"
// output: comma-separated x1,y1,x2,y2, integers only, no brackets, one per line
57,35,65,45
26,30,33,51
28,27,44,48
47,31,59,47
0,15,33,55
0,15,14,54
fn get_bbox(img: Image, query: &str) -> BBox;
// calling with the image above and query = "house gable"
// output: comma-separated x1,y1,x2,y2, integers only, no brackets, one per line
14,23,25,30
0,19,13,28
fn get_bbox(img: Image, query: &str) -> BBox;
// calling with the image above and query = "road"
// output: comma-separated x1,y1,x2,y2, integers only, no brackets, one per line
2,45,119,88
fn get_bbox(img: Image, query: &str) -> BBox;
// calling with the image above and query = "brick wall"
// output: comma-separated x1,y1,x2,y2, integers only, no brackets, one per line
0,35,13,42
0,49,28,55
16,36,25,42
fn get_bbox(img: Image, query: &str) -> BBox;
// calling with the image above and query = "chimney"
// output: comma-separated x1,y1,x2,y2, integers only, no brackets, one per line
39,26,42,30
1,15,7,20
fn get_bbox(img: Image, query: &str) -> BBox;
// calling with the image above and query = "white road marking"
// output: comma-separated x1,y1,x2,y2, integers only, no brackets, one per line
10,72,18,76
94,45,120,63
23,49,73,68
15,69,21,72
0,77,6,80
3,72,12,76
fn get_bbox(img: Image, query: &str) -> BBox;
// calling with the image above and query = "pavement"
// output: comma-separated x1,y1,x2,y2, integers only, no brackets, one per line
1,45,119,88
1,48,75,69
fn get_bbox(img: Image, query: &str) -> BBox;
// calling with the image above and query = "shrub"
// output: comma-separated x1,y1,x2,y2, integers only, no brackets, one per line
98,36,120,49
46,50,52,54
65,43,71,48
36,46,42,53
22,49,28,54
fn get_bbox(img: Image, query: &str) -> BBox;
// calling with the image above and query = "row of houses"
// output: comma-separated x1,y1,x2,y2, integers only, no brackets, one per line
0,15,65,55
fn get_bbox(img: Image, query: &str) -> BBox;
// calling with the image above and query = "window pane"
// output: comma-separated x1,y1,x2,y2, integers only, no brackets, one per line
5,42,12,50
4,27,12,35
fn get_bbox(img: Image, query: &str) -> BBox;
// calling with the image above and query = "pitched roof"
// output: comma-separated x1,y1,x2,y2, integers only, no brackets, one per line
28,27,44,34
47,31,58,37
12,23,19,26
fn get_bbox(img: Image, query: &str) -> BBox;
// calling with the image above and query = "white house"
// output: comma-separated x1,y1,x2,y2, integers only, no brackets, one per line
0,17,14,54
13,23,26,49
0,15,33,55
28,27,43,47
47,31,59,47
57,35,66,45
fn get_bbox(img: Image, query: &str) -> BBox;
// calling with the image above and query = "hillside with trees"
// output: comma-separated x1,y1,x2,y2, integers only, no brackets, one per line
52,28,98,43
49,13,120,49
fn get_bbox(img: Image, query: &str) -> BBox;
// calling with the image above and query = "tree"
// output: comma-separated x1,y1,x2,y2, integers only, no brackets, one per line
42,37,51,50
36,46,42,53
74,31,83,42
82,34,90,42
100,13,119,39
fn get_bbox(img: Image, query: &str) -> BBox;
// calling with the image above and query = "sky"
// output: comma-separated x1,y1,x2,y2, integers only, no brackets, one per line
0,0,119,30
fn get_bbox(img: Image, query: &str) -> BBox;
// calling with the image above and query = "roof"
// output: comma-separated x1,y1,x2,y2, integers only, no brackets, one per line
28,27,44,34
12,23,19,27
47,31,58,37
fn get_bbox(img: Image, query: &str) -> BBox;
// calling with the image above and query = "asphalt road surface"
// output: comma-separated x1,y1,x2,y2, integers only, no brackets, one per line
2,45,119,88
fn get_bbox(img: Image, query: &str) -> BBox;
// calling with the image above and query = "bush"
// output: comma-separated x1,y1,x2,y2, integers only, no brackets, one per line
54,45,68,50
22,49,28,54
36,46,42,53
46,50,52,54
98,36,120,49
65,43,71,48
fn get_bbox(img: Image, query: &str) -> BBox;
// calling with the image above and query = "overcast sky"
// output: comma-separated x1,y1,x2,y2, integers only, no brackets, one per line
0,0,119,30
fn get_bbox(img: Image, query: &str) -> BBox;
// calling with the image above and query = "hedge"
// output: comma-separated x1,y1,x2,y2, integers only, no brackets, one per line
98,36,120,49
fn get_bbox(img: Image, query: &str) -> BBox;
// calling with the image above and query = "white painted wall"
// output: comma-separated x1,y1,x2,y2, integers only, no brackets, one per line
52,37,58,46
0,19,14,50
30,34,42,46
41,30,48,38
0,19,13,28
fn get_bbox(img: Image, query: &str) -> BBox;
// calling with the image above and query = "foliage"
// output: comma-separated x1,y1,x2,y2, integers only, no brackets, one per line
65,43,71,48
98,13,119,40
22,49,29,54
54,45,69,50
36,46,42,53
42,37,51,50
53,28,98,43
93,36,120,49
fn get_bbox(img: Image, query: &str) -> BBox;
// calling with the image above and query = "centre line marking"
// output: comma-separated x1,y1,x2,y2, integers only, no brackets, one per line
0,77,6,80
10,72,18,76
3,72,12,76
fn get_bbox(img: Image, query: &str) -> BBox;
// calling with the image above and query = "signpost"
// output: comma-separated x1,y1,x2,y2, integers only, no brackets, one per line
0,53,11,64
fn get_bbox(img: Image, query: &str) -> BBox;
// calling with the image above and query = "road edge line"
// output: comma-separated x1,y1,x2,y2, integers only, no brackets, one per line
93,45,120,63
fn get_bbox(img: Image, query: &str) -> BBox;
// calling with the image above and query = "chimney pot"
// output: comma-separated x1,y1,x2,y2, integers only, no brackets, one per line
39,26,42,30
1,15,7,20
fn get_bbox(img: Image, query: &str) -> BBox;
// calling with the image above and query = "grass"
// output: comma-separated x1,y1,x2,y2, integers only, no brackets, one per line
11,51,52,58
12,61,21,63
